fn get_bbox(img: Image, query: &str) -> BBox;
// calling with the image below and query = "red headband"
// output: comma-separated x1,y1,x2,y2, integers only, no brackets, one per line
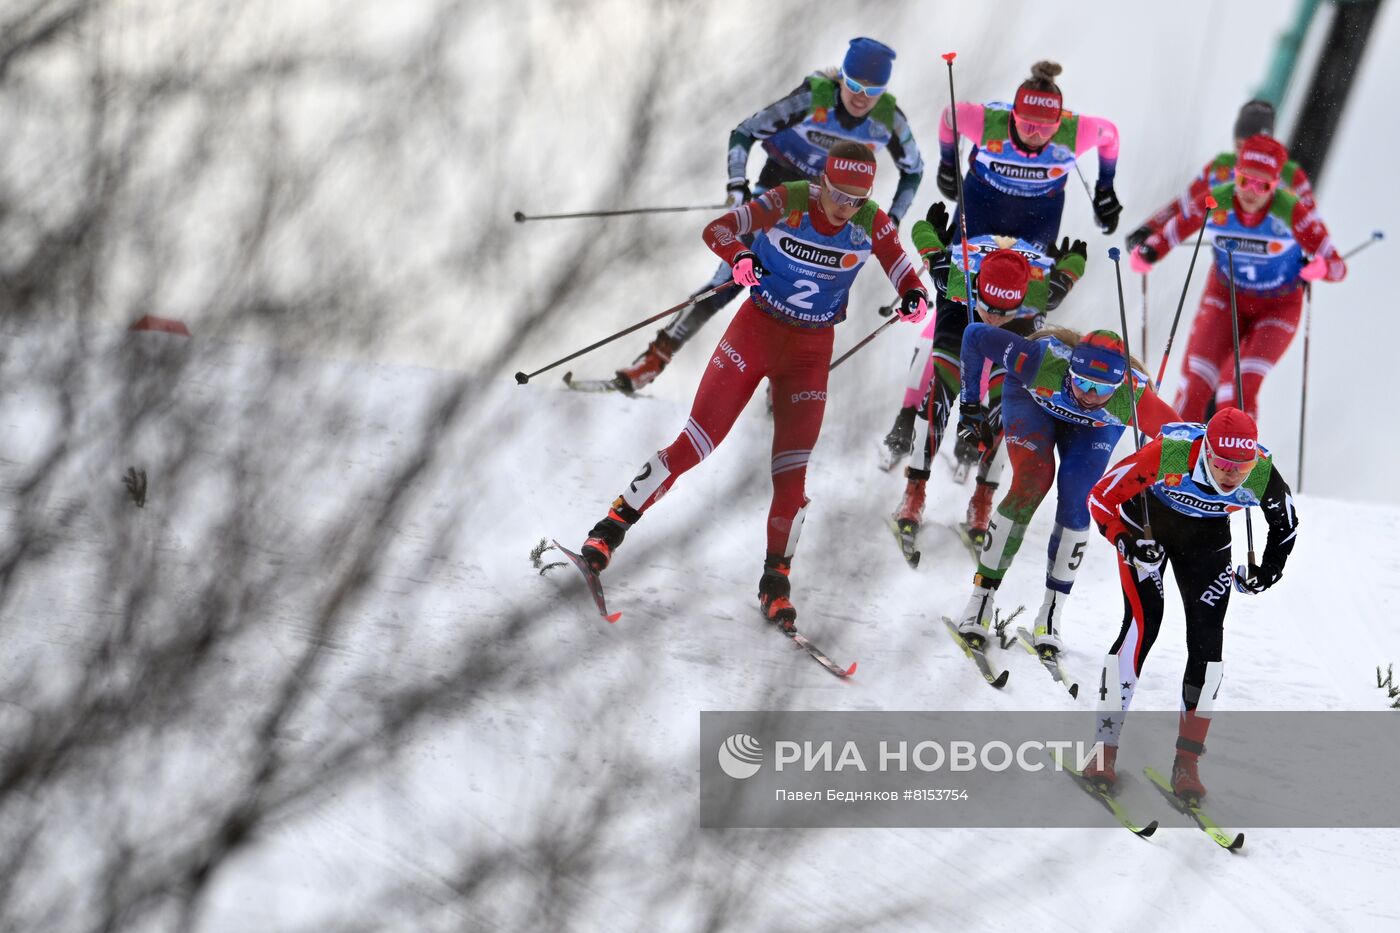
824,155,876,194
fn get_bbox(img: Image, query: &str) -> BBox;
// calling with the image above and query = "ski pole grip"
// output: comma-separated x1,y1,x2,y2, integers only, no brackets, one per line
942,52,957,62
515,372,529,384
1108,247,1121,262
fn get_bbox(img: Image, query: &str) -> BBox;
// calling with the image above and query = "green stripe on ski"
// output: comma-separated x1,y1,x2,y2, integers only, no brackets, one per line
1052,750,1158,837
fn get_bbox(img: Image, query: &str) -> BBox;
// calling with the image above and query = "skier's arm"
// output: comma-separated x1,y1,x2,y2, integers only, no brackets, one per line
727,82,812,188
1088,439,1164,543
701,186,790,266
1290,199,1347,282
870,209,925,297
885,103,924,225
1073,114,1120,188
959,323,1042,403
1044,239,1087,311
1286,161,1316,210
1143,178,1212,257
1132,385,1180,437
937,102,986,164
1257,467,1300,579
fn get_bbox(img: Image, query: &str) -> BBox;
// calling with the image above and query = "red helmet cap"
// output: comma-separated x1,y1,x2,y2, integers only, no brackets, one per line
1013,85,1063,124
1237,134,1287,183
823,152,877,195
976,249,1031,311
1206,408,1259,463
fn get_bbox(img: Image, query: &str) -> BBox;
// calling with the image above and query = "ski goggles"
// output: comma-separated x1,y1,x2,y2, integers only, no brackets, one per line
1013,113,1062,139
1070,373,1121,397
822,174,870,208
1204,440,1258,476
1236,172,1278,195
841,72,887,98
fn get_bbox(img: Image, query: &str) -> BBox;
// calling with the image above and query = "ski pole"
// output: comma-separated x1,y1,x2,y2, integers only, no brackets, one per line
514,283,729,384
1298,283,1312,492
941,52,976,319
1140,274,1149,374
513,204,727,223
830,316,900,372
1072,162,1096,204
1152,194,1218,391
1342,229,1384,260
1108,247,1153,539
1223,243,1257,566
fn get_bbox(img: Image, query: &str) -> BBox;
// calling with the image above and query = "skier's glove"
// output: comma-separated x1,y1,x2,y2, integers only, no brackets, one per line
1299,255,1328,282
1116,533,1165,570
924,201,955,246
898,288,929,324
936,160,959,200
926,252,952,295
1048,237,1088,263
1233,562,1282,595
955,403,991,463
725,180,751,208
1092,183,1123,234
1129,244,1158,275
731,251,766,288
1124,224,1152,253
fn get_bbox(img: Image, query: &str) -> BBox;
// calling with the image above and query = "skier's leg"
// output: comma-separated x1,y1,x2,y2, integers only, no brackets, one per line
583,302,771,570
1232,287,1303,420
761,324,836,627
897,300,967,529
1174,275,1232,422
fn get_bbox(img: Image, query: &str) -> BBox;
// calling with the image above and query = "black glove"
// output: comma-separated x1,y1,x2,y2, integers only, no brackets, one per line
898,288,929,322
1092,184,1122,234
937,161,959,200
924,201,955,245
1135,242,1160,265
927,252,952,295
1116,533,1164,568
1233,562,1282,595
1048,236,1088,263
725,181,751,208
1047,269,1075,311
1125,224,1152,253
954,403,991,463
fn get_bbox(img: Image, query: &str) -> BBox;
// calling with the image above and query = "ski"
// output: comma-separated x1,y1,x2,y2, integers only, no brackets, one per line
1143,767,1245,851
886,515,921,568
784,627,858,679
550,539,622,622
942,617,1009,688
1052,750,1159,838
1015,626,1080,699
562,371,625,393
954,521,984,558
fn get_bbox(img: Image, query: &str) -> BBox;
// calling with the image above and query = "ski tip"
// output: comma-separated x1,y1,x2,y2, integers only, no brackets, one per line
844,660,858,677
1137,820,1159,838
911,552,921,568
1069,683,1080,700
942,51,957,62
562,371,573,385
992,670,1010,689
605,610,621,623
1229,832,1246,851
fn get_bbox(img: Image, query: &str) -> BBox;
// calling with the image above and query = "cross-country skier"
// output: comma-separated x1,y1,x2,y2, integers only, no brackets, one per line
885,201,1087,556
951,325,1177,654
576,143,928,629
1081,409,1298,801
1130,133,1345,422
936,60,1122,250
1125,99,1316,254
610,37,923,394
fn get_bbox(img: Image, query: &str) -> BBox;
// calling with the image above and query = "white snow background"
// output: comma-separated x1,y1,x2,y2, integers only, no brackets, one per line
2,1,1399,930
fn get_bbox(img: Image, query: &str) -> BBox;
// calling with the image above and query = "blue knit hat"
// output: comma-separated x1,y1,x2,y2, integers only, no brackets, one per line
1070,330,1127,386
843,38,896,86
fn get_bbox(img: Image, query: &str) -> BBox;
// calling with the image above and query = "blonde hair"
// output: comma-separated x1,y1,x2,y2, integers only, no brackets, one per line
1029,324,1148,373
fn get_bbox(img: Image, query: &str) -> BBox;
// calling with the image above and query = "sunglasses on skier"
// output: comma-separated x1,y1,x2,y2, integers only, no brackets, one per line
1236,172,1277,195
822,174,870,209
1070,373,1120,397
1204,440,1258,476
1014,113,1062,139
841,72,887,98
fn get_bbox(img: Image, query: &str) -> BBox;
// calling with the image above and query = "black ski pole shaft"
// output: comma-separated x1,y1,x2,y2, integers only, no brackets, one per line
830,316,900,372
1342,229,1384,260
513,204,727,223
514,283,729,384
942,52,976,319
1072,161,1096,203
1140,273,1149,371
1153,194,1219,391
1109,247,1152,539
1298,283,1312,492
1224,244,1257,565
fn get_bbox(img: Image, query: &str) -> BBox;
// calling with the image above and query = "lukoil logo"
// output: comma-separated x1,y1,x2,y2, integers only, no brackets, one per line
718,733,764,779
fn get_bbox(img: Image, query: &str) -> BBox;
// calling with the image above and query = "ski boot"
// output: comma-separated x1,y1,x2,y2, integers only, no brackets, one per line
614,330,680,394
878,406,916,471
1171,711,1211,803
954,578,997,648
893,473,927,536
758,553,797,633
580,499,641,573
1082,744,1118,794
1030,589,1067,655
963,479,995,548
